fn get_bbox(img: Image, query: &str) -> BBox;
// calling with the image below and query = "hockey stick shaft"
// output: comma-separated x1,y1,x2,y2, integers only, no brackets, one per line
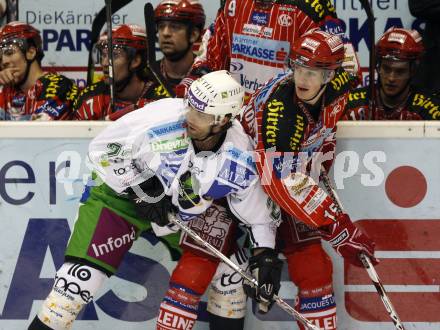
144,2,176,97
320,167,405,330
359,0,377,119
359,254,405,330
87,0,132,85
168,214,320,330
104,0,115,113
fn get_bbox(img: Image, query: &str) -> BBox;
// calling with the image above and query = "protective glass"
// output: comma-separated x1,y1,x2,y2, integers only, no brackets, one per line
93,41,128,65
0,39,25,61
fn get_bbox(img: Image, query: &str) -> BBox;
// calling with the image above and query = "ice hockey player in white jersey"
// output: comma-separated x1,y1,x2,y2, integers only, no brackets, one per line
28,70,282,330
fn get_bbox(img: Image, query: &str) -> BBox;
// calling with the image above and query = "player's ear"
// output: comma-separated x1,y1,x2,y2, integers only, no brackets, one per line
26,46,37,62
219,114,231,127
189,27,201,44
130,53,142,71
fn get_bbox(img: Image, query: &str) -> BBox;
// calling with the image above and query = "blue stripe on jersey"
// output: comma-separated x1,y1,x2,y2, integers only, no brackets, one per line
163,282,200,313
204,179,238,199
299,294,336,313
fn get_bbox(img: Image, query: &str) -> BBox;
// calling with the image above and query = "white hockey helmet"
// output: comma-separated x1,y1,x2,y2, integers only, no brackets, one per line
185,70,244,123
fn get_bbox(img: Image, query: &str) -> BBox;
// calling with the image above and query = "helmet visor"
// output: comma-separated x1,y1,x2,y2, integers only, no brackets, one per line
292,63,330,86
94,41,129,65
0,39,26,61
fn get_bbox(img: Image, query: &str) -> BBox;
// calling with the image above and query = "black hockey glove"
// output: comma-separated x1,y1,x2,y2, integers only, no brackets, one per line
243,248,283,313
127,175,175,227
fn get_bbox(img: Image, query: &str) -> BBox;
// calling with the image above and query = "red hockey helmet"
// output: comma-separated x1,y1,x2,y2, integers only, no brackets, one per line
0,21,43,59
107,24,147,50
155,0,206,30
376,27,424,61
289,30,344,70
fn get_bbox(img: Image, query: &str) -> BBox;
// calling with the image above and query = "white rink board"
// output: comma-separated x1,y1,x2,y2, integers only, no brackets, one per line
0,122,439,329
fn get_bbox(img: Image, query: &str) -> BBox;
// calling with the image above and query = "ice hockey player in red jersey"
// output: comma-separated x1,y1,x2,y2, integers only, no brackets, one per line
185,0,361,101
74,24,168,121
344,27,440,120
0,21,78,120
154,0,207,92
241,29,377,329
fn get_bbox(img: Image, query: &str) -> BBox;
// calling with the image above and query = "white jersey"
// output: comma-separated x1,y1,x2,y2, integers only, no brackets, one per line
89,98,279,248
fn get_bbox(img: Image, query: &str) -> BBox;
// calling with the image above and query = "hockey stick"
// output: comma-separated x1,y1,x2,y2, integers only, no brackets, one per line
359,0,377,119
320,167,405,330
87,0,132,85
167,214,320,330
144,2,176,97
104,0,115,113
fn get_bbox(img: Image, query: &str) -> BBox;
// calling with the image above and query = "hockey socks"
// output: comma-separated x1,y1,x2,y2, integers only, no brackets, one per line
157,283,200,330
32,262,107,330
296,288,337,330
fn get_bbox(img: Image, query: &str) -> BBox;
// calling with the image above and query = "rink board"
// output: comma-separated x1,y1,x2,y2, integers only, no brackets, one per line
0,122,439,330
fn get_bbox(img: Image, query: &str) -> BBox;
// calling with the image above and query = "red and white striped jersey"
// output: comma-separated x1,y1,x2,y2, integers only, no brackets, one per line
195,0,337,98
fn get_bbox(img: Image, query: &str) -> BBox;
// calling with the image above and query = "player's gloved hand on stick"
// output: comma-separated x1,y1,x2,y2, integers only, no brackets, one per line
243,248,283,313
128,175,173,227
319,213,377,267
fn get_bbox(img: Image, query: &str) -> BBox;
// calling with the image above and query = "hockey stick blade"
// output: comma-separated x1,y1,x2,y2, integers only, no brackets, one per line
144,2,176,97
320,167,405,330
168,214,320,330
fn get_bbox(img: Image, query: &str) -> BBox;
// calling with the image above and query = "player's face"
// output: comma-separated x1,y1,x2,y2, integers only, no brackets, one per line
293,65,326,101
379,59,411,97
0,43,29,84
157,21,190,58
185,106,216,140
100,45,131,84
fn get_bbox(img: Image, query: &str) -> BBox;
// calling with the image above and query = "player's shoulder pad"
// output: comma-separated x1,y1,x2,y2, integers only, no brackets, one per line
250,73,290,111
408,89,440,120
74,80,108,110
325,68,351,106
38,73,78,102
279,0,337,22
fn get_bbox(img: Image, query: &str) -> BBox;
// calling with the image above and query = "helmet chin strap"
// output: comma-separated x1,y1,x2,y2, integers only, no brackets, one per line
378,79,411,109
300,84,327,104
115,70,134,93
114,60,135,93
18,51,35,89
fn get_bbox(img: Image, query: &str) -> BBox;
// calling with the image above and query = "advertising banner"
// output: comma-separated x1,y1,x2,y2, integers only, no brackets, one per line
0,122,439,329
18,0,421,87
18,0,220,88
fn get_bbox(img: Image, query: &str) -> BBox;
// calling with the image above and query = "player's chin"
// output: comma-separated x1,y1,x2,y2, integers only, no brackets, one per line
295,88,313,101
383,85,402,97
161,47,176,55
